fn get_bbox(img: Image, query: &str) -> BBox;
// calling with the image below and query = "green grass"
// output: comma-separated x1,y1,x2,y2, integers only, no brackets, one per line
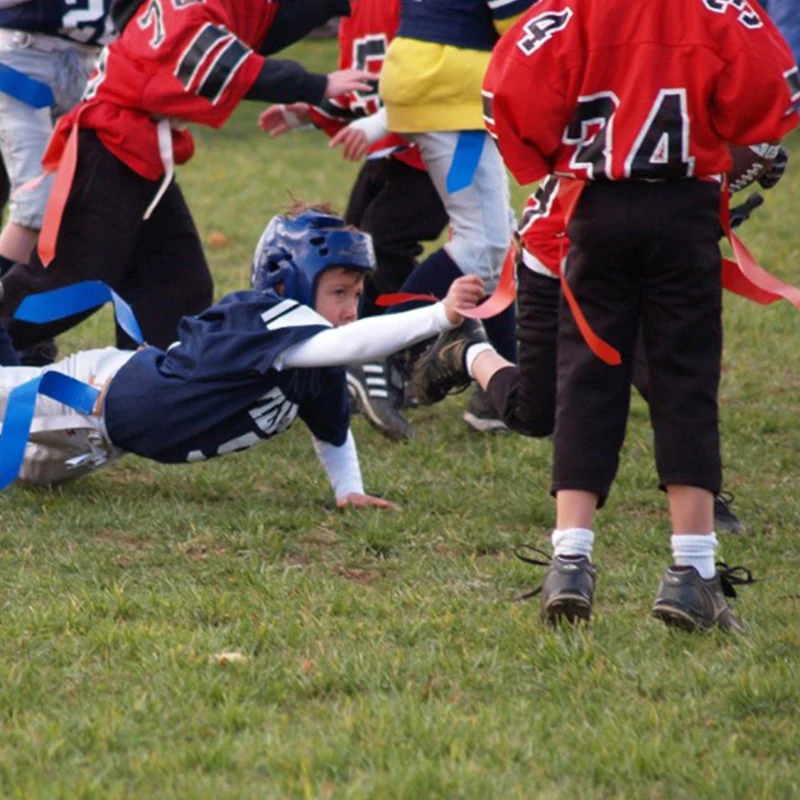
1,41,800,798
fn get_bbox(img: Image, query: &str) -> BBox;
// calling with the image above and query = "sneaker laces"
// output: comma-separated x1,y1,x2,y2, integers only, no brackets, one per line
513,545,552,601
714,491,736,512
715,561,756,599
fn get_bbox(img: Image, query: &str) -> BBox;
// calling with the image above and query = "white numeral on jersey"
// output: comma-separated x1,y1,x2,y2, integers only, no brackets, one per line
139,0,166,48
701,0,762,29
562,92,619,180
517,8,573,56
625,90,695,178
62,0,105,27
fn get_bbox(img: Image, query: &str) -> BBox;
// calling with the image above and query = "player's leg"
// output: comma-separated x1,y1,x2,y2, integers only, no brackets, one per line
0,42,57,267
543,182,642,624
0,347,131,486
642,181,747,632
1,132,153,349
121,179,214,350
632,319,744,534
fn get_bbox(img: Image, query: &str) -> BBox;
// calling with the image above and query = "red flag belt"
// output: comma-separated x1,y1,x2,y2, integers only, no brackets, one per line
379,178,799,366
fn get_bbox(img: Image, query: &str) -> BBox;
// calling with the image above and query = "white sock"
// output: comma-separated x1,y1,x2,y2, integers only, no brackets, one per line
465,342,494,379
671,533,718,579
552,528,594,560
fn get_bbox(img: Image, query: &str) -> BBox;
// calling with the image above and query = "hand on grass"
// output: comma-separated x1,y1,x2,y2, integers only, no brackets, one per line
337,493,399,511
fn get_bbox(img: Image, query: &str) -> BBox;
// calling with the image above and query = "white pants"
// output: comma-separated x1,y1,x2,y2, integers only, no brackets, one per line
404,131,514,291
0,347,133,486
0,29,99,228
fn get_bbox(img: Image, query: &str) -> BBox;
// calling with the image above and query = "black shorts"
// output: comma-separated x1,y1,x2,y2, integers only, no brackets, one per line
2,131,213,350
552,179,723,505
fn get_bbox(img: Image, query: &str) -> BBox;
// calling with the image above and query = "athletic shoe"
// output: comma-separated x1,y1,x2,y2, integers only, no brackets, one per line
411,319,488,406
346,359,413,441
463,386,509,434
515,545,597,625
17,338,58,367
651,563,755,633
714,492,745,535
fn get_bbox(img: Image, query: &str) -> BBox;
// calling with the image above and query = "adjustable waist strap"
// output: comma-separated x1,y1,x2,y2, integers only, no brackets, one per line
0,62,54,108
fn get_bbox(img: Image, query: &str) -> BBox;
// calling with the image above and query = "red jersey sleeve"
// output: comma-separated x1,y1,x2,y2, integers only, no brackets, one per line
483,2,574,185
711,13,800,145
130,0,274,128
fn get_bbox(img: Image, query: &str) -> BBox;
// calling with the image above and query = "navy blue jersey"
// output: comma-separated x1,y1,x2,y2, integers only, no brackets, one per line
397,0,533,51
104,291,351,463
0,0,115,46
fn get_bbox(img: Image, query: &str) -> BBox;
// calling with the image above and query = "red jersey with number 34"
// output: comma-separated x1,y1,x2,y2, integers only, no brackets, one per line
47,0,276,179
308,0,424,170
483,0,800,186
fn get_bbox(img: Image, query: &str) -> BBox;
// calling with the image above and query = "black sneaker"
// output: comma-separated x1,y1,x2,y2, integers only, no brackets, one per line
651,563,755,633
714,492,745,535
411,319,488,406
346,359,413,441
515,546,597,625
16,338,58,367
463,386,509,434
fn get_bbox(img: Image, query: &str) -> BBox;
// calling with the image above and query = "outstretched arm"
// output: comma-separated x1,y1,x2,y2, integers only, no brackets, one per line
277,275,485,370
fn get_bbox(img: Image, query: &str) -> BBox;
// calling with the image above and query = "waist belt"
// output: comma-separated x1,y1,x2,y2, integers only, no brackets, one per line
0,61,53,107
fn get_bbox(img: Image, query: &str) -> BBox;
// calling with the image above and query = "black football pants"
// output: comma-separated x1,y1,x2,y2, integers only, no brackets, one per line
487,180,722,506
1,131,213,350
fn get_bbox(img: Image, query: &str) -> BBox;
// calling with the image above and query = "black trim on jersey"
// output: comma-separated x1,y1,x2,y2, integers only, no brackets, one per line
175,24,231,89
787,66,800,109
481,91,494,124
111,0,147,32
197,38,252,103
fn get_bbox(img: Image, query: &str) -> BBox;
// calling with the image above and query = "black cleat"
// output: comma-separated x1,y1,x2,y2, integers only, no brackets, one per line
516,546,597,625
714,492,745,535
347,359,413,441
411,319,488,406
651,563,755,633
463,386,509,434
16,338,58,367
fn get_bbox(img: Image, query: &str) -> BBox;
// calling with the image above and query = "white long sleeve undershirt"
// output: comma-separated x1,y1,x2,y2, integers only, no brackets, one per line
313,430,363,500
275,301,454,370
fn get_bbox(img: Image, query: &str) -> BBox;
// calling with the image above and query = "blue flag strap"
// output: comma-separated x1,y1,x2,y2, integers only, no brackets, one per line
446,130,486,195
0,63,55,109
0,372,100,490
14,281,145,346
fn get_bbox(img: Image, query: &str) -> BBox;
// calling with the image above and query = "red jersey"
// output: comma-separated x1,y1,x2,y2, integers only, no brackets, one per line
484,0,800,186
519,175,567,275
47,0,277,179
308,0,424,170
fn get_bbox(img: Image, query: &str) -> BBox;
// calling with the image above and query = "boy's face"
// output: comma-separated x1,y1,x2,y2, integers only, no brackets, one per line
314,267,365,327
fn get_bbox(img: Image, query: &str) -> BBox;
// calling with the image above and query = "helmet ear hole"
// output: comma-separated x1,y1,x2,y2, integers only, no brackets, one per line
319,247,329,257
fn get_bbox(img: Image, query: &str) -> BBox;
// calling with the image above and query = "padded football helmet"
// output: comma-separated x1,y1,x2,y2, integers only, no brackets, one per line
251,209,375,307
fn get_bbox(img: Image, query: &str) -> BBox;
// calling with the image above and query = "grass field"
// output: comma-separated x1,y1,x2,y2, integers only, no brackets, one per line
1,41,799,798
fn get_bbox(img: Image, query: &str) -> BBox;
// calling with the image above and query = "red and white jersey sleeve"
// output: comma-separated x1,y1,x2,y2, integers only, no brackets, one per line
484,0,799,185
101,0,275,129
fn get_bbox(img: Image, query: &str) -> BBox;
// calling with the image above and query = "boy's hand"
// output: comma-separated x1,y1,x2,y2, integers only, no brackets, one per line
337,493,400,510
258,103,311,136
325,69,374,99
329,125,369,161
443,275,486,325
